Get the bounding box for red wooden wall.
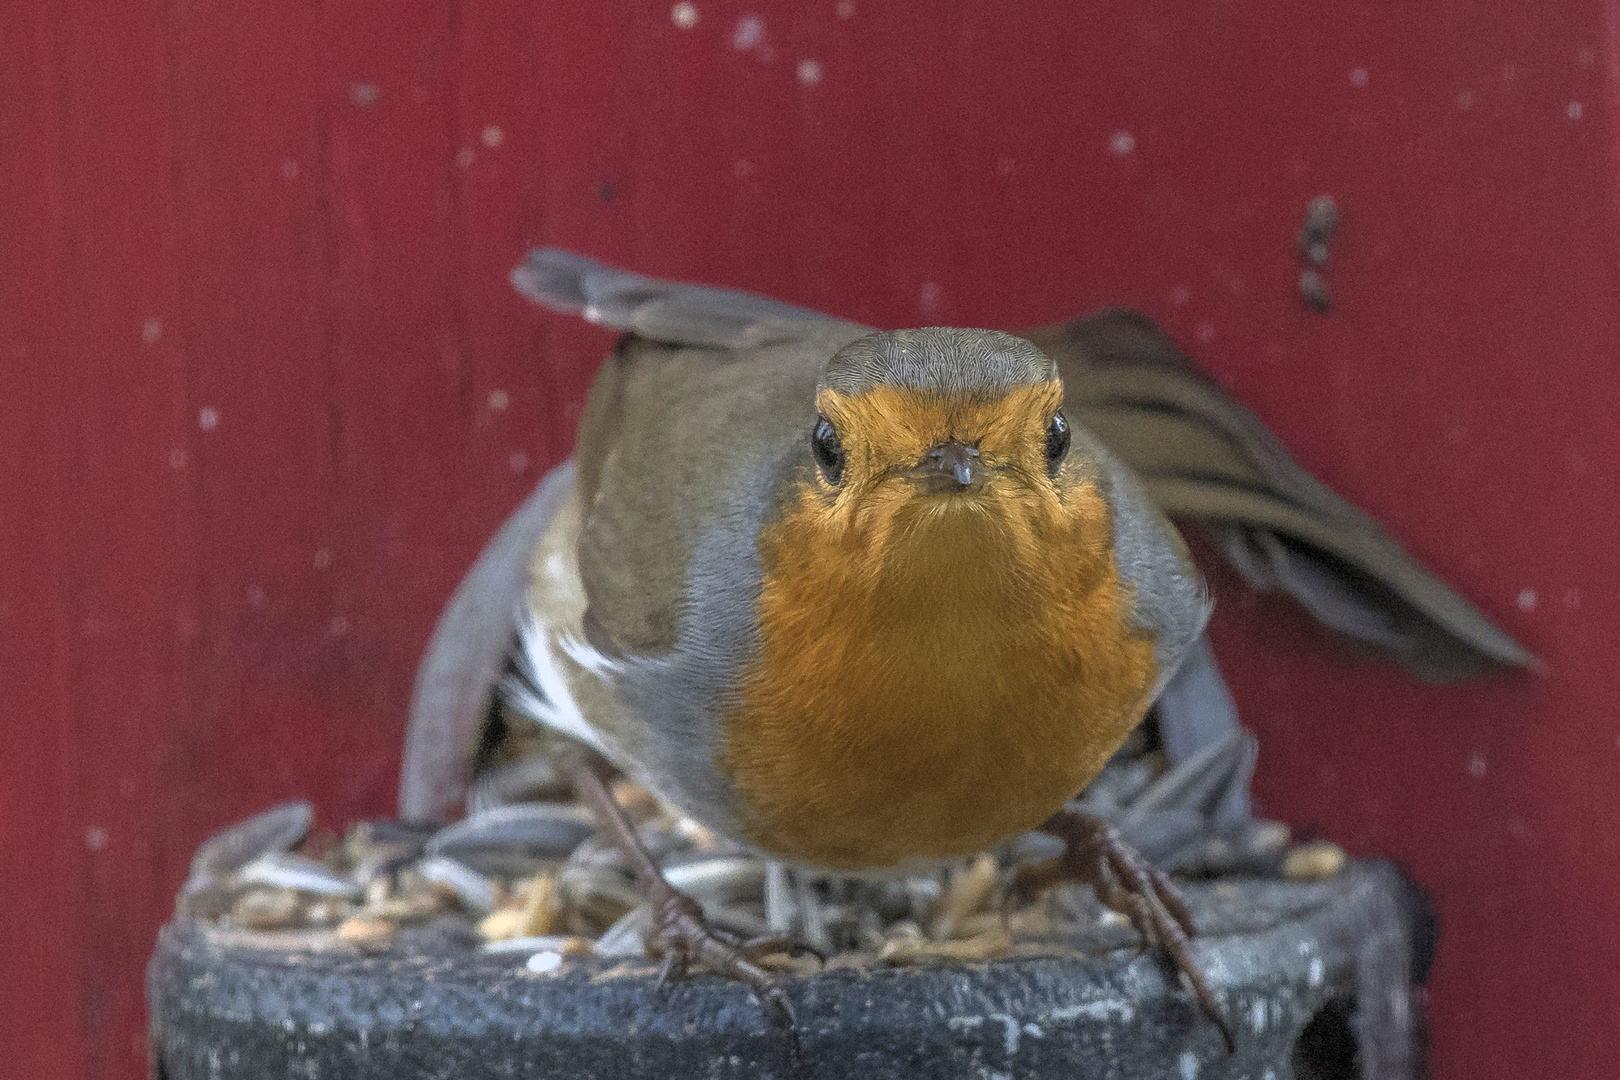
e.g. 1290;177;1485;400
3;1;1617;1076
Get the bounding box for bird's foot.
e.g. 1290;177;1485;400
571;764;819;1045
644;881;817;1025
1012;808;1234;1053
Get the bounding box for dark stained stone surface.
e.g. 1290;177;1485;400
149;861;1430;1080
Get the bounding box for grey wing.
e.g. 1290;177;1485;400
400;460;578;823
1025;310;1536;681
511;248;843;350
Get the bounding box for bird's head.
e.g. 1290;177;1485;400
796;328;1100;581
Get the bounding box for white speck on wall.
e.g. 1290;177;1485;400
488;389;510;411
142;318;163;344
350;83;381;106
510;450;530;474
1567;101;1584;120
482;125;505;148
1457;90;1474;110
331;615;349;636
313;548;332;570
85;826;109;851
246;585;266;608
526;950;564;974
1195;323;1215;343
1171;285;1190;306
281;159;300;180
198;406;219;431
1469;753;1487;778
1308;956;1325;986
837;0;855;16
797;59;822;84
918;282;942;315
456;147;475;169
1518;588;1538;611
1349;67;1369;87
732;14;764;50
671;2;698;29
1179;1049;1199;1079
1109;131;1135;155
169;448;186;470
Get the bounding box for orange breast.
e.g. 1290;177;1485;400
722;474;1160;870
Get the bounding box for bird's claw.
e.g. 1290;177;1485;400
742;934;828;966
644;883;803;1026
1012;809;1235;1053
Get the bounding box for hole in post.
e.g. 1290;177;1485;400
1292;997;1360;1080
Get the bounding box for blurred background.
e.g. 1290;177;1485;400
3;1;1617;1076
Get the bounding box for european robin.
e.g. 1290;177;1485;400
402;249;1532;1049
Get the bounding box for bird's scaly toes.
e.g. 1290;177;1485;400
644;882;812;1027
1012;809;1235;1053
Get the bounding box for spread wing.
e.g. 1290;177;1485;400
1020;311;1535;680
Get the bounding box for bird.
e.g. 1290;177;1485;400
400;249;1534;1050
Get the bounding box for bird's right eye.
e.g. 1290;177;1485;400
811;415;845;484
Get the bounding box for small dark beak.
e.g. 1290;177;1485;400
910;440;981;494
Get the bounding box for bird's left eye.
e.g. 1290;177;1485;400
1044;411;1071;474
811;415;845;484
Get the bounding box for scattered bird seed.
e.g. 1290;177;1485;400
418;855;499;913
594;905;652;959
235;852;361;898
185;801;312;895
929;853;998;941
526;950;565;974
484;934;595;956
180;726;1320;968
663;856;766;898
427;803;596;875
231;888;304;931
338;917;398;951
880;922;1011;964
1283;841;1347;881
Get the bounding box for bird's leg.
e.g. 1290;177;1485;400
1012;808;1235;1053
571;766;804;1027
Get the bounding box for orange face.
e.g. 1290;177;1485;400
720;381;1161;870
811;379;1065;522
